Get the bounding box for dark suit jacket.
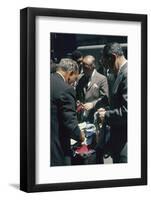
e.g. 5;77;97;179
51;73;81;166
105;63;127;154
76;70;109;122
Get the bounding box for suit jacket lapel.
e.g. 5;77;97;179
112;63;127;93
87;71;97;91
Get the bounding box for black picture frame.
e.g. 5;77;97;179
20;7;147;192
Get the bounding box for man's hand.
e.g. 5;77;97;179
97;108;106;123
80;130;85;142
76;101;85;112
83;102;94;111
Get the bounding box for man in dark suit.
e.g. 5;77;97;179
98;42;127;163
51;58;85;166
76;55;109;123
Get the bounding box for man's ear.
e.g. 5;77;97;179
67;71;73;83
69;71;74;76
111;53;116;63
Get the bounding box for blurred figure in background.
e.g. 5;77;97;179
72;50;83;74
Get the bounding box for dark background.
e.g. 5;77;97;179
50;33;127;74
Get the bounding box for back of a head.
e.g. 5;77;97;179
103;42;124;58
72;50;82;61
57;58;79;72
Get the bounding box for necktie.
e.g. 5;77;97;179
85;76;90;90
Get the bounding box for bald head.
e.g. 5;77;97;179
82;55;96;77
83;55;95;67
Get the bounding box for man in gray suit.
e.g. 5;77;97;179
76;55;109;123
98;42;127;163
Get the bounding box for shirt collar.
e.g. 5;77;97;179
56;71;65;82
118;60;127;74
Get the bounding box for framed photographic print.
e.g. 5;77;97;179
20;7;147;192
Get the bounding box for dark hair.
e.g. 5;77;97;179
103;42;124;58
72;50;82;61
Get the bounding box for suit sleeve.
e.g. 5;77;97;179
59;87;81;141
105;74;127;126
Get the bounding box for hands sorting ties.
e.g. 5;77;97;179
77;101;94;112
80;130;86;143
77;101;106;123
97;108;106;123
83;102;94;111
77;100;106;142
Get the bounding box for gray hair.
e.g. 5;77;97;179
56;58;79;72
